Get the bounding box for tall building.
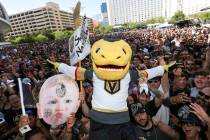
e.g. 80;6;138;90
7;2;93;38
163;0;210;19
101;2;109;26
181;0;210;15
106;0;210;25
0;2;11;41
107;0;164;25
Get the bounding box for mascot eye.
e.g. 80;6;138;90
96;48;100;53
122;48;126;54
116;56;121;59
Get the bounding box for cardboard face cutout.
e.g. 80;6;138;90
37;74;80;126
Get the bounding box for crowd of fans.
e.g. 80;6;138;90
0;26;210;140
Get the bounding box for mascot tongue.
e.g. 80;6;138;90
91;39;132;80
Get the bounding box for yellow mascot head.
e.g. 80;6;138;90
91;39;132;80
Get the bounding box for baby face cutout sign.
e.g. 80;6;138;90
37;74;80;126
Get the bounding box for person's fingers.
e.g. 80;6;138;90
182;96;192;103
190;103;202;112
190;110;205;122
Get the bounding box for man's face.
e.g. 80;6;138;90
29;132;47;140
185;61;194;71
132;57;140;68
84;86;93;95
138;94;150;105
134;112;148;127
0;121;9;133
38;76;80;126
194;75;208;89
173;67;183;77
148;80;161;91
182;123;200;139
174;77;187;90
8;94;21;109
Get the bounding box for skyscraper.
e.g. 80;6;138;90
107;0;163;25
106;0;210;25
101;2;109;25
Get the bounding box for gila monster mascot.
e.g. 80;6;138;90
48;39;172;140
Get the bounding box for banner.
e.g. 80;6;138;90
69;16;91;66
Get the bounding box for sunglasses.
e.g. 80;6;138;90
148;80;160;83
198;91;210;100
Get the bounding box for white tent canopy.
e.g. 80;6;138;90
155;23;173;29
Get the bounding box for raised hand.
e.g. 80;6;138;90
19;116;29;128
190;103;210;124
170;93;191;105
152;116;161;126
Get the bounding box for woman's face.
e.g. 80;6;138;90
173;77;187;90
182;123;200;139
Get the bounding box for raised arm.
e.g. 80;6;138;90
139;61;176;81
47;60;86;80
152;116;179;140
203;47;210;72
190;103;210;140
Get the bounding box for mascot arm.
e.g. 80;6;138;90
145;66;164;80
58;63;86;80
139;66;164;81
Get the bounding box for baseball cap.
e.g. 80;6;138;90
168;63;184;71
22;78;31;85
129;102;146;116
148;76;162;83
180;113;202;126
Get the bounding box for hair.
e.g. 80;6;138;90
194;70;209;77
25;128;45;140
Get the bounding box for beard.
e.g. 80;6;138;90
136;120;149;128
136;118;149;128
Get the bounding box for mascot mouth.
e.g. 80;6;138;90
96;64;127;71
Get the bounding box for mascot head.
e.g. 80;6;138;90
91;39;132;80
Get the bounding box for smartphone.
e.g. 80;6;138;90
19;125;31;134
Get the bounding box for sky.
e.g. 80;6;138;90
1;0;103;19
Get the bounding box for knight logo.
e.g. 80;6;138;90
104;80;120;94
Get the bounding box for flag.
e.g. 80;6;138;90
69;16;91;66
18;78;36;112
